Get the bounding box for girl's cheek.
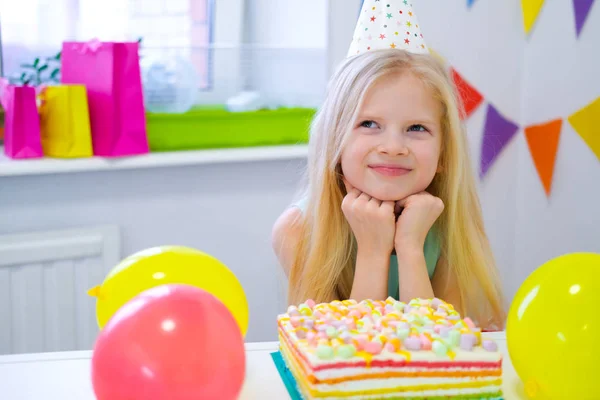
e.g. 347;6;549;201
347;149;367;168
353;136;377;154
413;141;441;163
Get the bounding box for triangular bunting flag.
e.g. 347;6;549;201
480;104;520;178
573;0;596;37
451;68;484;119
429;48;447;67
525;119;563;196
467;0;477;8
522;0;546;34
568;97;600;161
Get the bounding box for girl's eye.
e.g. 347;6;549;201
360;120;379;129
408;124;427;132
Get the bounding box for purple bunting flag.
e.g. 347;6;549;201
573;0;596;37
480;104;520;178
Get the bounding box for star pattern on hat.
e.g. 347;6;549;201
348;0;429;57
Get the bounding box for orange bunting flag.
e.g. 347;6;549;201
525;119;563;196
568;97;600;161
451;68;484;119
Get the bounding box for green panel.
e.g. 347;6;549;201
146;107;315;152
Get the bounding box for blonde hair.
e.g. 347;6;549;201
288;49;505;326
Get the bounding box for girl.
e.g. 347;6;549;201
272;10;505;330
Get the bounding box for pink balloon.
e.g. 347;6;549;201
91;284;246;400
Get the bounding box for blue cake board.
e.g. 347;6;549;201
270;351;304;400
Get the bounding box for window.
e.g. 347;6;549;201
127;0;213;89
1;0;324;108
0;0;217;90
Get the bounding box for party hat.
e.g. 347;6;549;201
348;0;429;57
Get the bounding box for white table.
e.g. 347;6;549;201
0;332;526;399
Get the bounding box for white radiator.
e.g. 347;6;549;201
0;226;120;355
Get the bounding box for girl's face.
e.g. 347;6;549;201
340;72;443;201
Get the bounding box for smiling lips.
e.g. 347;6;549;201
368;164;412;177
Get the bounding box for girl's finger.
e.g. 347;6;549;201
357;192;371;204
381;201;395;213
342;177;355;193
342;177;361;198
368;196;382;207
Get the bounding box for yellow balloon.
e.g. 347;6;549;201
507;252;600;399
88;246;249;336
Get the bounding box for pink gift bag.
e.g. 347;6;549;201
0;79;43;159
61;40;149;157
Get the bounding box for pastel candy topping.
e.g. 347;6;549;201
404;337;422;351
338;344;357;359
460;333;477;351
432;340;448;356
448;330;461;347
483;340;498;352
282;297;498;360
316;344;335;359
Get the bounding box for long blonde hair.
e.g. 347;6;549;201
288;49;505;326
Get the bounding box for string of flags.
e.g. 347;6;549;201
468;0;597;37
451;66;600;197
460;0;598;196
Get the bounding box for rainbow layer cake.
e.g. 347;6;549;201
277;297;502;399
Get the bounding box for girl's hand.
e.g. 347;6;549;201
341;179;396;256
394;192;444;251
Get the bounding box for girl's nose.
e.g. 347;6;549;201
377;131;409;156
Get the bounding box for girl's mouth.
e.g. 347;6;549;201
368;164;412;177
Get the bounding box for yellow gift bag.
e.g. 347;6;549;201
40;85;93;158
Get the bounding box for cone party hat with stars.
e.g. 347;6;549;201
348;0;429;57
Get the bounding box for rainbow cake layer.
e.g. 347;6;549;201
277;297;502;399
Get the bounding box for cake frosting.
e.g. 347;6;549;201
277;297;503;399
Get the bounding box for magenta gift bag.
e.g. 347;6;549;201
0;79;43;159
60;40;149;157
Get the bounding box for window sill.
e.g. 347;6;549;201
0;144;308;177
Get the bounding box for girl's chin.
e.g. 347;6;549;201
346;178;417;201
361;188;411;202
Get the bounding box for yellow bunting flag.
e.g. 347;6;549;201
568;97;600;161
525;119;563;196
428;48;447;67
521;0;546;34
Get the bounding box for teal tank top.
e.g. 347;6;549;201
291;197;441;299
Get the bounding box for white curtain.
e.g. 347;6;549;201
0;0;217;83
0;0;131;78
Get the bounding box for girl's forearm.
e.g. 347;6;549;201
349;248;389;301
397;247;434;302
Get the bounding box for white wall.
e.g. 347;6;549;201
420;1;600;301
0;159;306;343
514;1;600;296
